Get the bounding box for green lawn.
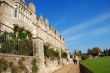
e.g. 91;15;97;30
81;56;110;73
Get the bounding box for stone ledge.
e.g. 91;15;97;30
0;53;36;58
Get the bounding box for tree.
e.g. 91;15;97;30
78;50;82;56
103;48;110;56
108;49;110;56
91;47;102;56
81;53;88;60
87;48;92;55
74;50;79;56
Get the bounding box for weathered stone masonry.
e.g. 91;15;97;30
0;0;70;73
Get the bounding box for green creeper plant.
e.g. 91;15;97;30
32;59;38;73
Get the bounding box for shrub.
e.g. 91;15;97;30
18;59;28;73
61;51;67;58
32;59;38;73
81;53;89;60
0;25;33;56
53;50;60;59
9;58;28;73
0;58;8;72
44;43;60;60
9;62;18;73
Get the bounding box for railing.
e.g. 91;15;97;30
0;30;33;56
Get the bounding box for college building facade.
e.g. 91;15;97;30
0;0;70;73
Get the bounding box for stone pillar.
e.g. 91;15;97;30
67;51;70;60
66;50;70;63
33;37;45;73
59;48;63;65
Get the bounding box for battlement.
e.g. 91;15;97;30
0;0;68;53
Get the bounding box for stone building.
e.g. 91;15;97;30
0;0;70;73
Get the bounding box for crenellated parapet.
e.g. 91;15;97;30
36;16;67;51
0;0;70;73
0;0;69;56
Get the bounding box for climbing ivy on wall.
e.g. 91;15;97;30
9;58;28;73
9;62;18;73
0;58;8;72
61;50;67;58
44;43;60;60
32;58;38;73
0;25;33;56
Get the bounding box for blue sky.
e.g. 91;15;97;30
26;0;110;53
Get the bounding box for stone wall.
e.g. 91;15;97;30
0;53;63;73
0;0;70;73
44;60;61;73
0;0;14;33
0;53;35;73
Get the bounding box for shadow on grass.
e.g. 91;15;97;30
80;64;93;73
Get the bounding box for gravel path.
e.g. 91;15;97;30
53;63;80;73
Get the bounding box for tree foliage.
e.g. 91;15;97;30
61;50;67;58
87;47;102;56
103;48;110;56
0;26;33;56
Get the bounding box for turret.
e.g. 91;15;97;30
28;1;36;13
12;0;25;3
12;0;19;2
22;0;25;3
45;18;49;26
38;13;44;23
28;1;36;24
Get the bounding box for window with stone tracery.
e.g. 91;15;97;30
14;6;17;17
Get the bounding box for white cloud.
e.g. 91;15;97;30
65;32;86;42
90;25;110;37
65;25;110;44
61;13;110;36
